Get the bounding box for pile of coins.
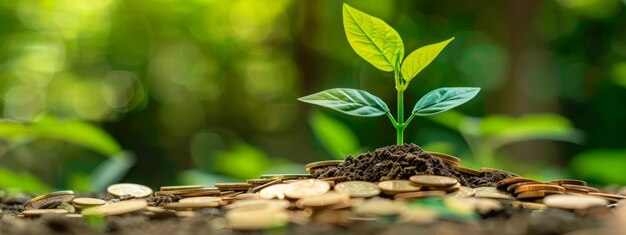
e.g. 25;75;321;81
12;159;626;232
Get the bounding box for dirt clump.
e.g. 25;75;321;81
313;143;513;188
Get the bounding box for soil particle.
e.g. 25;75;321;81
313;144;514;188
146;194;181;207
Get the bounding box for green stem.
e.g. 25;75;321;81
396;89;404;145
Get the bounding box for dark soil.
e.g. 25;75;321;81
313;144;514;187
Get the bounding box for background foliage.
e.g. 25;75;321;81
1;0;625;193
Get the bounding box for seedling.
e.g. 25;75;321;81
299;4;480;145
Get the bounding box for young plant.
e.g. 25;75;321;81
298;4;481;145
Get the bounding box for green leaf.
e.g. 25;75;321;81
343;4;404;72
401;37;454;83
298;88;390;117
570;150;626;184
0;116;122;156
309;112;360;159
0;166;52;193
412;87;480;116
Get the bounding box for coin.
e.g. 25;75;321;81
475;187;515;200
284;179;330;199
24;190;75;209
496;177;535;190
451;186;476;197
334;181;381;198
512;201;547;210
247;179;273;185
73;198;106;207
180;188;221;197
544;194;608;210
453;166;481;176
305;160;344;172
320;176;347;182
226;206;288;230
163;197;221;209
235;193;261;200
228;199;290;212
561;184;599;193
259;184;289;199
250;180;281;193
260;174;312;180
426;152;461;165
160;185;203;191
409;175;457;187
82;199;148;216
156;187;219;196
353;198;406;216
516;190;564;200
107;183;153;198
550;179;587;186
506;181;543;193
588;192;626;200
394;190;446;200
513;184;565;195
296;192;350;208
21;209;68;217
39;199;62;209
378;180;421;195
215;183;253;191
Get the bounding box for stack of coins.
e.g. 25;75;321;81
426;151;483;176
305;160;344;174
155;185;220;197
24;190;75;210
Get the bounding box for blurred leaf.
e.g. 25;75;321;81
343;3;403;72
214;143;271;179
0;166;52;193
309;112;360;159
474;113;583;148
570;150;626;184
89;151;136;192
401;37;454;83
412;87;480;116
299;88;390;117
407;197;476;222
421;141;456;154
0;116;122;156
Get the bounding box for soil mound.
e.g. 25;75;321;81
313;143;514;188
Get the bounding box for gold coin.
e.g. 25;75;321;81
227;199;290;212
215;183;253;191
250;179;282;193
107;183;153;198
353;198;405;216
157;187;220;196
506;181;543;193
513;184;565;195
474;187;515;200
426;152;461;164
260;174;312;180
66;214;84;218
378;180;421;195
82;199;148;216
434;182;461;192
544;194;608;210
588;192;626;200
495;177;535;190
460;198;503;213
284;179;330;199
226;206;288;230
235;193;261;200
320;176;347;182
24;190;75;209
163;199;220;209
451;186;476;197
160;185;203;191
516;190;563;200
247;179;273;185
409;175;457;187
21;209;68;217
296;192;349;208
305;160;344;171
72;198;106;207
454;166;481;176
394;190;446;200
512;201;547;210
259;184;289;199
550;179;587;186
334;181;381;198
561;184;599;193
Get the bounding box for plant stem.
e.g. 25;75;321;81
396;89;404;145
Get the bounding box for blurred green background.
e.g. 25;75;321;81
1;0;626;193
